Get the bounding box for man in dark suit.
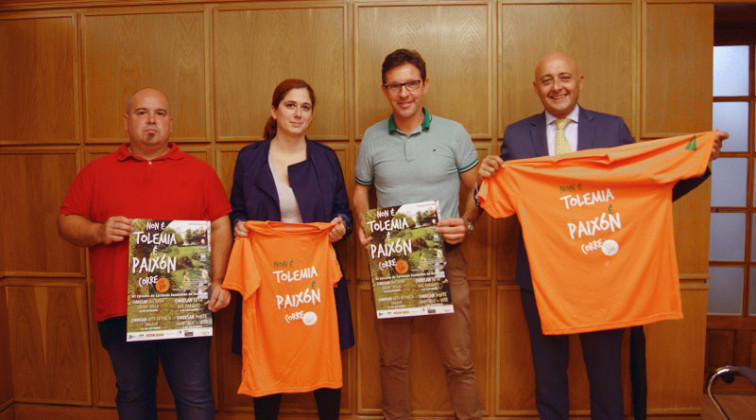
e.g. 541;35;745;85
478;52;726;419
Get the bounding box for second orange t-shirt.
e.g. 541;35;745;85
223;221;343;397
479;131;716;334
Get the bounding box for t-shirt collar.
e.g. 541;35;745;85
117;142;183;161
388;108;431;133
545;105;580;126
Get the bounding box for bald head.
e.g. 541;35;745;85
532;52;584;119
535;52;580;81
126;88;170;114
123;87;173;160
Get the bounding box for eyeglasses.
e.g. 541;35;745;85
384;79;423;93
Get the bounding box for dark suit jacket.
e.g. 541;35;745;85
500;107;709;291
229;137;354;352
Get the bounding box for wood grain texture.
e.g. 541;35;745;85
461;142;493;282
0;285;12;410
0;150;83;275
0;15;77;144
493;217;520;283
644;3;714;137
6;283;90;404
499;3;635;137
355;3;492;138
495;286;534;414
83;9;207;142
646;285;708;413
0;0;720;417
673;177;712;276
213;5;348;141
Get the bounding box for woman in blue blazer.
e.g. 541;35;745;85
229;79;353;419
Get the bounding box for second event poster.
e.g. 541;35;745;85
362;201;454;318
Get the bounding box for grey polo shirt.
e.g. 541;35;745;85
355;109;478;219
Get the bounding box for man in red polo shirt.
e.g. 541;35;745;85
58;88;232;420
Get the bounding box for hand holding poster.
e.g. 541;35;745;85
362;201;453;318
127;219;213;341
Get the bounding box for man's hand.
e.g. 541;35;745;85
234;220;249;238
207;282;231;312
437;217;467;245
329;216;347;242
356;223;373;247
478;155;506;179
711;130;729;161
97;216;133;245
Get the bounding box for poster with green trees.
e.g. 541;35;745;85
361;201;454;318
127;219;213;341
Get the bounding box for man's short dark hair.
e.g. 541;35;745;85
381;49;427;84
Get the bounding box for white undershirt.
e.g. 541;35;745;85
268;154;303;223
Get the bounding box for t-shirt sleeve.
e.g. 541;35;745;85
453;124;478;173
478;167;518;219
60;162;95;218
641;131;716;184
354;133;374;186
222;237;260;300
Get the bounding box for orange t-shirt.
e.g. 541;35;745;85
223;221;343;397
479;131;715;334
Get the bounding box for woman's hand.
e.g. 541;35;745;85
329;217;347;242
234;221;249;238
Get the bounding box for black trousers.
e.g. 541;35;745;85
253;388;341;420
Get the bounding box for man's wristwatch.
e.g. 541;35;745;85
463;216;474;233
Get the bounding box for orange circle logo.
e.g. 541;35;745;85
395;259;409;274
155;277;170;293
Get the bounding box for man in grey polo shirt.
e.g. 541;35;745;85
352;48;482;420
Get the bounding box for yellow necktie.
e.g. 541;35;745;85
555;118;571;155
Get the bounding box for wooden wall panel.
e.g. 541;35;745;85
6;282;90;404
83;9;207;142
0;0;720;418
674;178;712;276
217;145;243;198
496;286;533;414
646;285;709;413
214;5;348;141
462;142;494;282
643;3;714;137
0;285;12;412
355;2;492;138
494;218;519;283
0;151;82;275
0;15;77;144
499;2;635;137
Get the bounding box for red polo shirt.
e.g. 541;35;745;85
60;143;231;321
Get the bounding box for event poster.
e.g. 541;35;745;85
361;201;453;319
127;219;213;341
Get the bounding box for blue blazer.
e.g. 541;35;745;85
229;137;354;352
230;138;352;233
500;107;709;291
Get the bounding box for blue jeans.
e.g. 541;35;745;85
98;316;215;420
